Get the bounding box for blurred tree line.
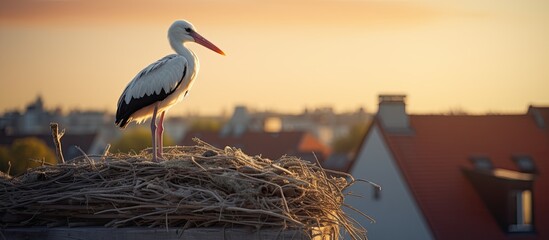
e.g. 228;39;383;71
110;128;175;153
331;122;370;154
0;138;57;176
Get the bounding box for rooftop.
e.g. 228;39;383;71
370;109;549;239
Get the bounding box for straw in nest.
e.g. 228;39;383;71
0;139;371;239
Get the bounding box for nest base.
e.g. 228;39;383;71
1;226;338;240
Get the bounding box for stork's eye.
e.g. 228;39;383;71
184;28;192;33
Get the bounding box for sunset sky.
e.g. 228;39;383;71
1;0;548;116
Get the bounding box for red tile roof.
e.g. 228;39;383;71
180;131;331;162
370;112;549;239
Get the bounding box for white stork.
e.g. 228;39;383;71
115;20;224;162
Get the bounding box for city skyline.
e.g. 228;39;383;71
1;0;548;116
0;94;373;120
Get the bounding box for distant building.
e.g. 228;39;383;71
65;110;109;134
0;96;63;134
346;95;549;240
218;105;372;146
220;106;257;137
0;96;110;136
0;96;112;158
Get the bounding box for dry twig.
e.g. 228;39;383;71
49;122;65;164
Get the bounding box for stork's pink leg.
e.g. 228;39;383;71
157;111;166;158
150;103;159;162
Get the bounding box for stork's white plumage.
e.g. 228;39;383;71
115;20;224;162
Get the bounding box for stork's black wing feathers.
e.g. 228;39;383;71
115;65;187;128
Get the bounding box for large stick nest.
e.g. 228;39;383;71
1;139;368;239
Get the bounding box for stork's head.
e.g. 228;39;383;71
169;20;225;55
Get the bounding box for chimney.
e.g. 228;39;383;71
377;94;410;131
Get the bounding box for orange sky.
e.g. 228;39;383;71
1;0;548;115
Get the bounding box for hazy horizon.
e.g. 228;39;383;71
4;92;542;117
1;0;548;116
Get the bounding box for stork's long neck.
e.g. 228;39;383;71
170;39;199;79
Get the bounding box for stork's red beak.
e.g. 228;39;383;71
191;31;225;56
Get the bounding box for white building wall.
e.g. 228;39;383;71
345;125;433;240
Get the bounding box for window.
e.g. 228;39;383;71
508;190;533;232
463;166;536;234
470;156;493;171
512;155;537;173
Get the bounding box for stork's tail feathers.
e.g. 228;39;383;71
115;116;130;129
114;108;132;128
